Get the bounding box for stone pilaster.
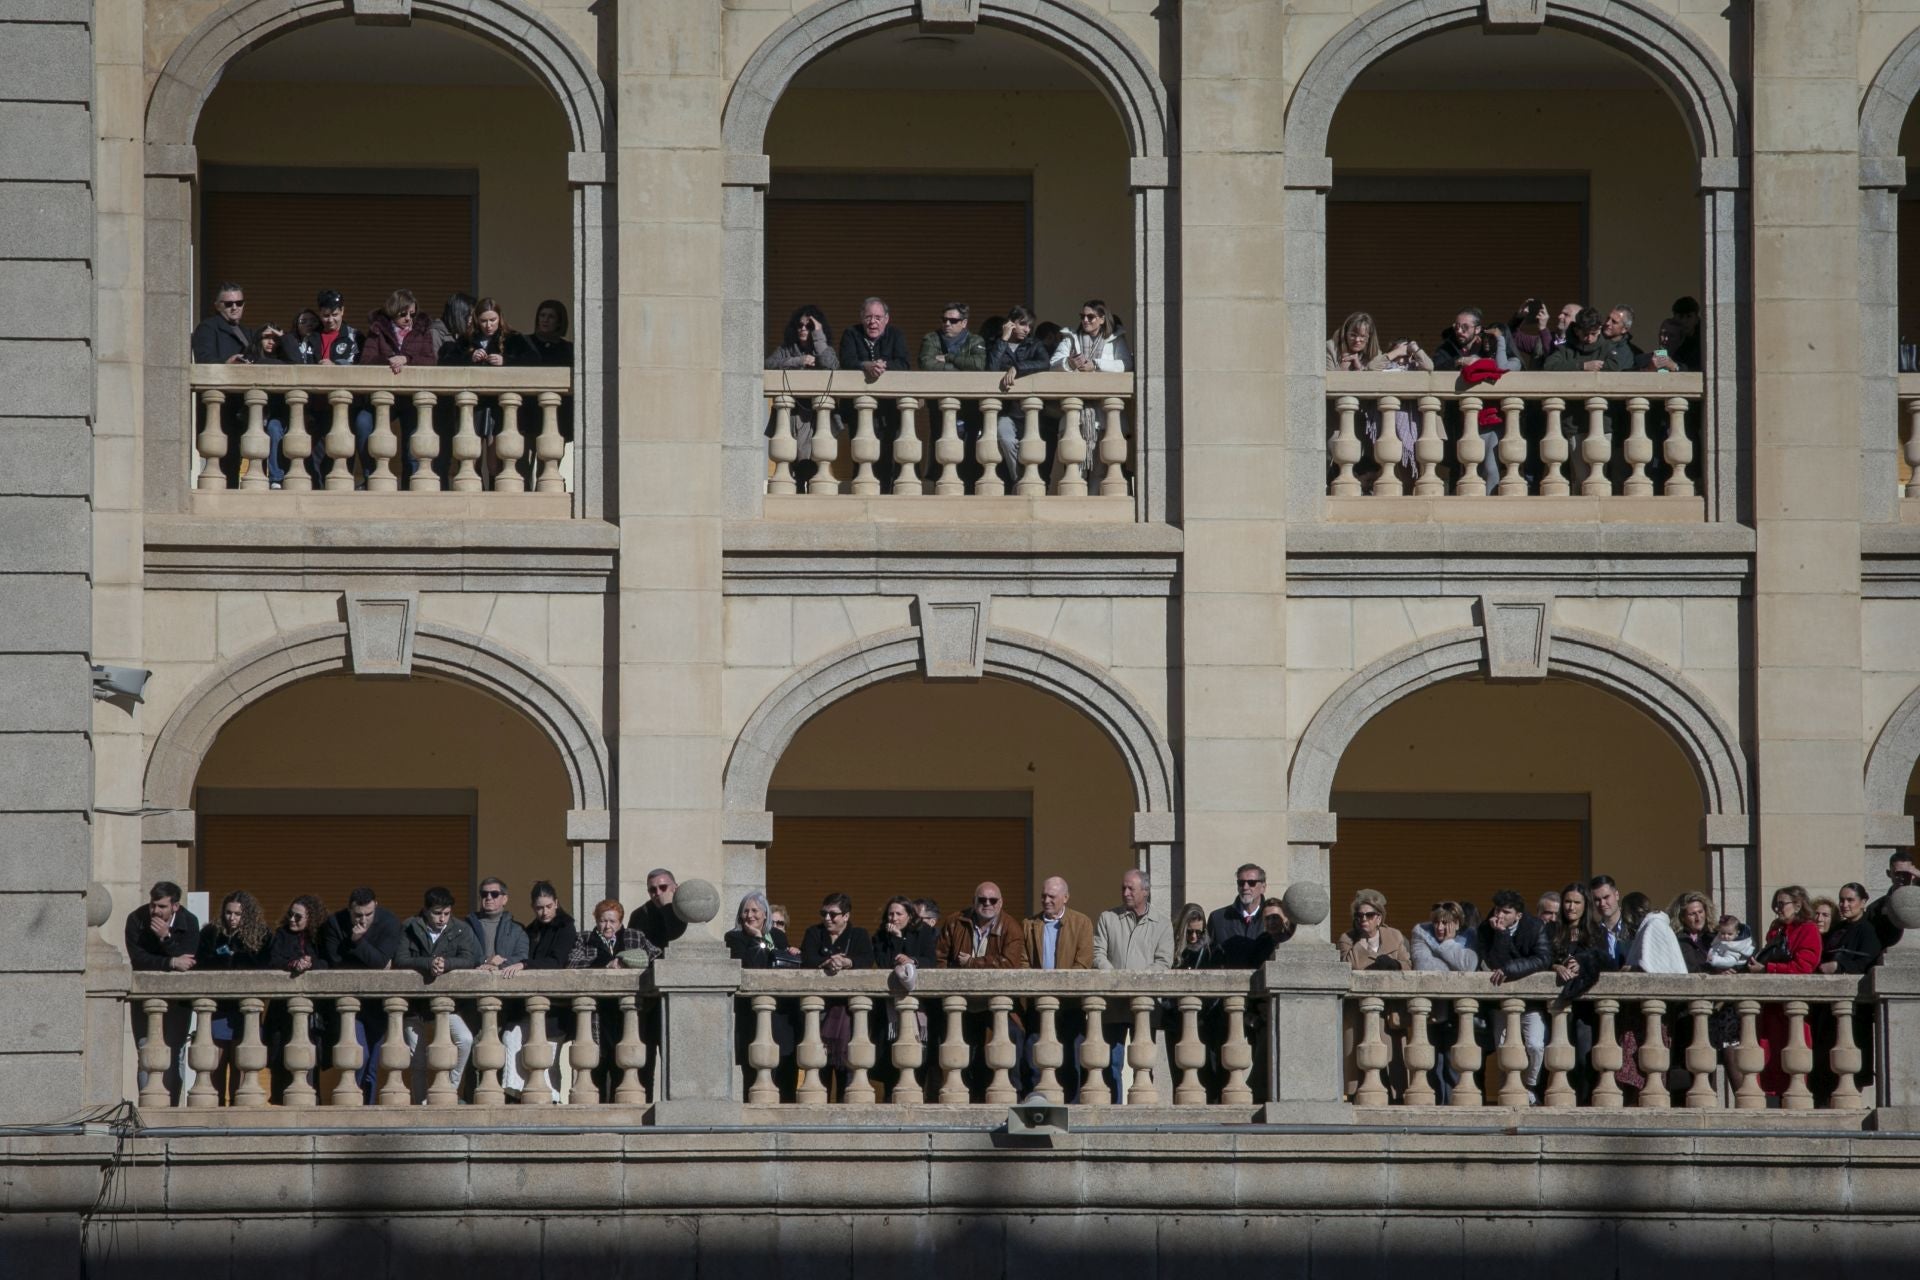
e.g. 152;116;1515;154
1750;0;1865;898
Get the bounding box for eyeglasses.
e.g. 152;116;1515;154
481;889;506;899
648;883;672;895
219;299;245;308
976;896;1000;905
942;315;964;324
820;909;845;919
1237;878;1264;887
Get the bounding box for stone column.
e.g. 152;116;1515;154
644;881;745;1123
1175;0;1291;911
1750;0;1865;897
1258;883;1352;1123
83;885;130;1108
615;0;729;912
1867;887;1920;1128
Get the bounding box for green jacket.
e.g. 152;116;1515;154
1542;337;1632;373
396;915;481;975
918;329;988;372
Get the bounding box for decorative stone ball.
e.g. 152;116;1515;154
85;882;113;929
1281;880;1330;928
673;878;721;925
1888;884;1920;932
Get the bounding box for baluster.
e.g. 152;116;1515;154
1449;998;1483;1106
323;390;355;491
377;997;411;1105
807;395;840;494
891;994;925;1104
975;396;1005;496
1781;999;1815;1111
1828;1000;1863;1109
282;996;317;1107
845;995;878;1103
1370;395;1404;496
767;392;797;495
495;392;527;494
1172;995;1206;1106
1016;396;1047;496
1329;395;1362;496
470;996;506;1106
1353;995;1390;1105
985;995;1018;1104
448;390;482;492
1622;396;1653;496
891;397;922;496
1496;396;1527;495
1590;998;1623;1107
520;995;554;1104
364;391;400;492
1580;396;1612;496
614;996;649;1105
187;998;221;1107
1031;996;1065;1103
1635;998;1670;1107
1543;1004;1576;1107
1413;396;1445;496
1401;997;1436;1106
1906;395;1920;498
197;390;230;491
231;997;268;1106
1539;397;1570;496
329;996;364;1106
1454;396;1487;496
746;994;780;1104
238;389;271;491
1056;398;1088;497
1219;996;1253;1106
933;398;964;494
408;391;442;492
849;395;880;496
796;995;828;1104
425;995;460;1106
1733;999;1766;1110
281;389;312;492
139;999;175;1109
1495;998;1531;1106
1685;998;1721;1108
938;996;971;1103
534;391;566;493
1127;996;1160;1105
1076;997;1111;1105
1097;397;1128;496
569;995;602;1105
1662;396;1695;497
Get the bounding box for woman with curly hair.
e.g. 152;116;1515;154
194;890;272;1102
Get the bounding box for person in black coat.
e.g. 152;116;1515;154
125;880;201;1104
800;893;873;1095
630;868;691;952
1478;889;1554;1097
872;895;937;969
727;891;798;1096
317;887;404;1100
194;890;274;1103
524;881;578;970
984;305;1060;489
1866;851;1917;952
836;298;914;489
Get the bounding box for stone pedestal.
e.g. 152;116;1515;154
647;881;745;1124
1866;888;1920;1130
1256;943;1355;1125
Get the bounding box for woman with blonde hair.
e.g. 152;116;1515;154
1326;311;1431;490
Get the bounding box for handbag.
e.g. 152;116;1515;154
1751;936;1791;968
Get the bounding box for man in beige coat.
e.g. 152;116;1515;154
1092;868;1174;1101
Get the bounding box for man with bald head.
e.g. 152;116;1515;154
935;880;1028;969
1024;876;1093;973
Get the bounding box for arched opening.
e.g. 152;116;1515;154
1327;677;1705;938
760;676;1136;928
191;673;574;922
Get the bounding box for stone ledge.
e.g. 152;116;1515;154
724;519;1182;556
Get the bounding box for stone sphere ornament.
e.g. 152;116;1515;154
1282;880;1331;927
673;878;721;925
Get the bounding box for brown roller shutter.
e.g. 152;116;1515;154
1326;201;1583;354
1331;817;1583;938
765;199;1029;352
767;815;1030;929
201;192;475;332
198;814;474;921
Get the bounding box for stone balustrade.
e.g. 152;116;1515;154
188;365;572;496
762;370;1134;498
1324;372;1705;507
1345;971;1870;1111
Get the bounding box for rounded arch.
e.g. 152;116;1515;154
146;0;606;153
722;0;1169;159
1289;626;1749;823
144;621;611;814
1284;0;1739;163
1862;28;1920;161
1866;683;1920;819
724;626;1176;820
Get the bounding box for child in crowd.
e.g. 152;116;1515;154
1707;914;1755;971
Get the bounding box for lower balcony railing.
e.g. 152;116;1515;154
1900;374;1920;503
762;370;1134;500
1325;372;1704;511
189;365;573;498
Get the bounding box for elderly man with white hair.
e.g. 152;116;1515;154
1092;868;1174;1102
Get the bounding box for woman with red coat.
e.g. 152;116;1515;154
352;288;438;487
1747;884;1822;1097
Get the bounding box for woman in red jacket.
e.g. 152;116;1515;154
1747;884;1822;1097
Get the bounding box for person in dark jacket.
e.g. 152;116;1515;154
1671;891;1716;974
630;868;690;952
1478;889;1553;1098
523;298;574;368
264;894;327;1100
194;890;273;1103
125;880;201;1104
188;281;261;486
727;891;798;1096
397;887;481;1102
318;886;404;1100
872;895;937;969
1866;850;1916;952
1542;307;1631;373
801;893;873;1094
984;305;1057;490
1173;902;1217;970
836;296;914;489
466;875;531;975
1207;863;1269;963
438;298;531;488
352;288;438;487
284;289;362;488
918;301;988;371
571;898;661;969
1822;882;1884;975
238;325;293;488
765;304;839;488
523;881;578;970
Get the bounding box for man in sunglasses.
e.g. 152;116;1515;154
935;881;1028;969
190;281;254;365
1207;863;1270;965
1868;849;1919;951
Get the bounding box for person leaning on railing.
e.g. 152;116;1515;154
352;289;439;488
1048;300;1133;487
1741;884;1822;1101
569;898;659;969
987;305;1056;491
727;891;798;1100
395;887;480;1104
437;298;533;489
1542;307;1631;374
801;893;874;1098
318;887;403;1102
283;289;362;487
1091;869;1173;1103
837;297;915;489
192;889;274;1104
765;305;839;489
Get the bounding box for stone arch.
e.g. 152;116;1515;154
1280;0;1745;521
1290;625;1748;821
1865;682;1920;823
725;625;1176;823
1859;33;1920;524
717;0;1173;521
144;621;611;816
1861;28;1920;164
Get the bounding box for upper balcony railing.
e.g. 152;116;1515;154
1325;371;1705;519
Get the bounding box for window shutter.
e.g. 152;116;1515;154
1331;817;1583;939
198;814;474;921
767;815;1031;929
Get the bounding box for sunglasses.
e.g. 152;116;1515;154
648;884;672;895
1357;910;1381;920
219;299;245;308
1080;312;1099;321
820;909;845;919
976;896;1000;905
942;315;964;324
481;889;506;899
1237;878;1264;887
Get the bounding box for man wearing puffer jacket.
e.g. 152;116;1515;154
1477;889;1554;1099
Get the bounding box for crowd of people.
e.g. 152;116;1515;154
765;295;1132;492
125;851;1909;1108
189;283;575;490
